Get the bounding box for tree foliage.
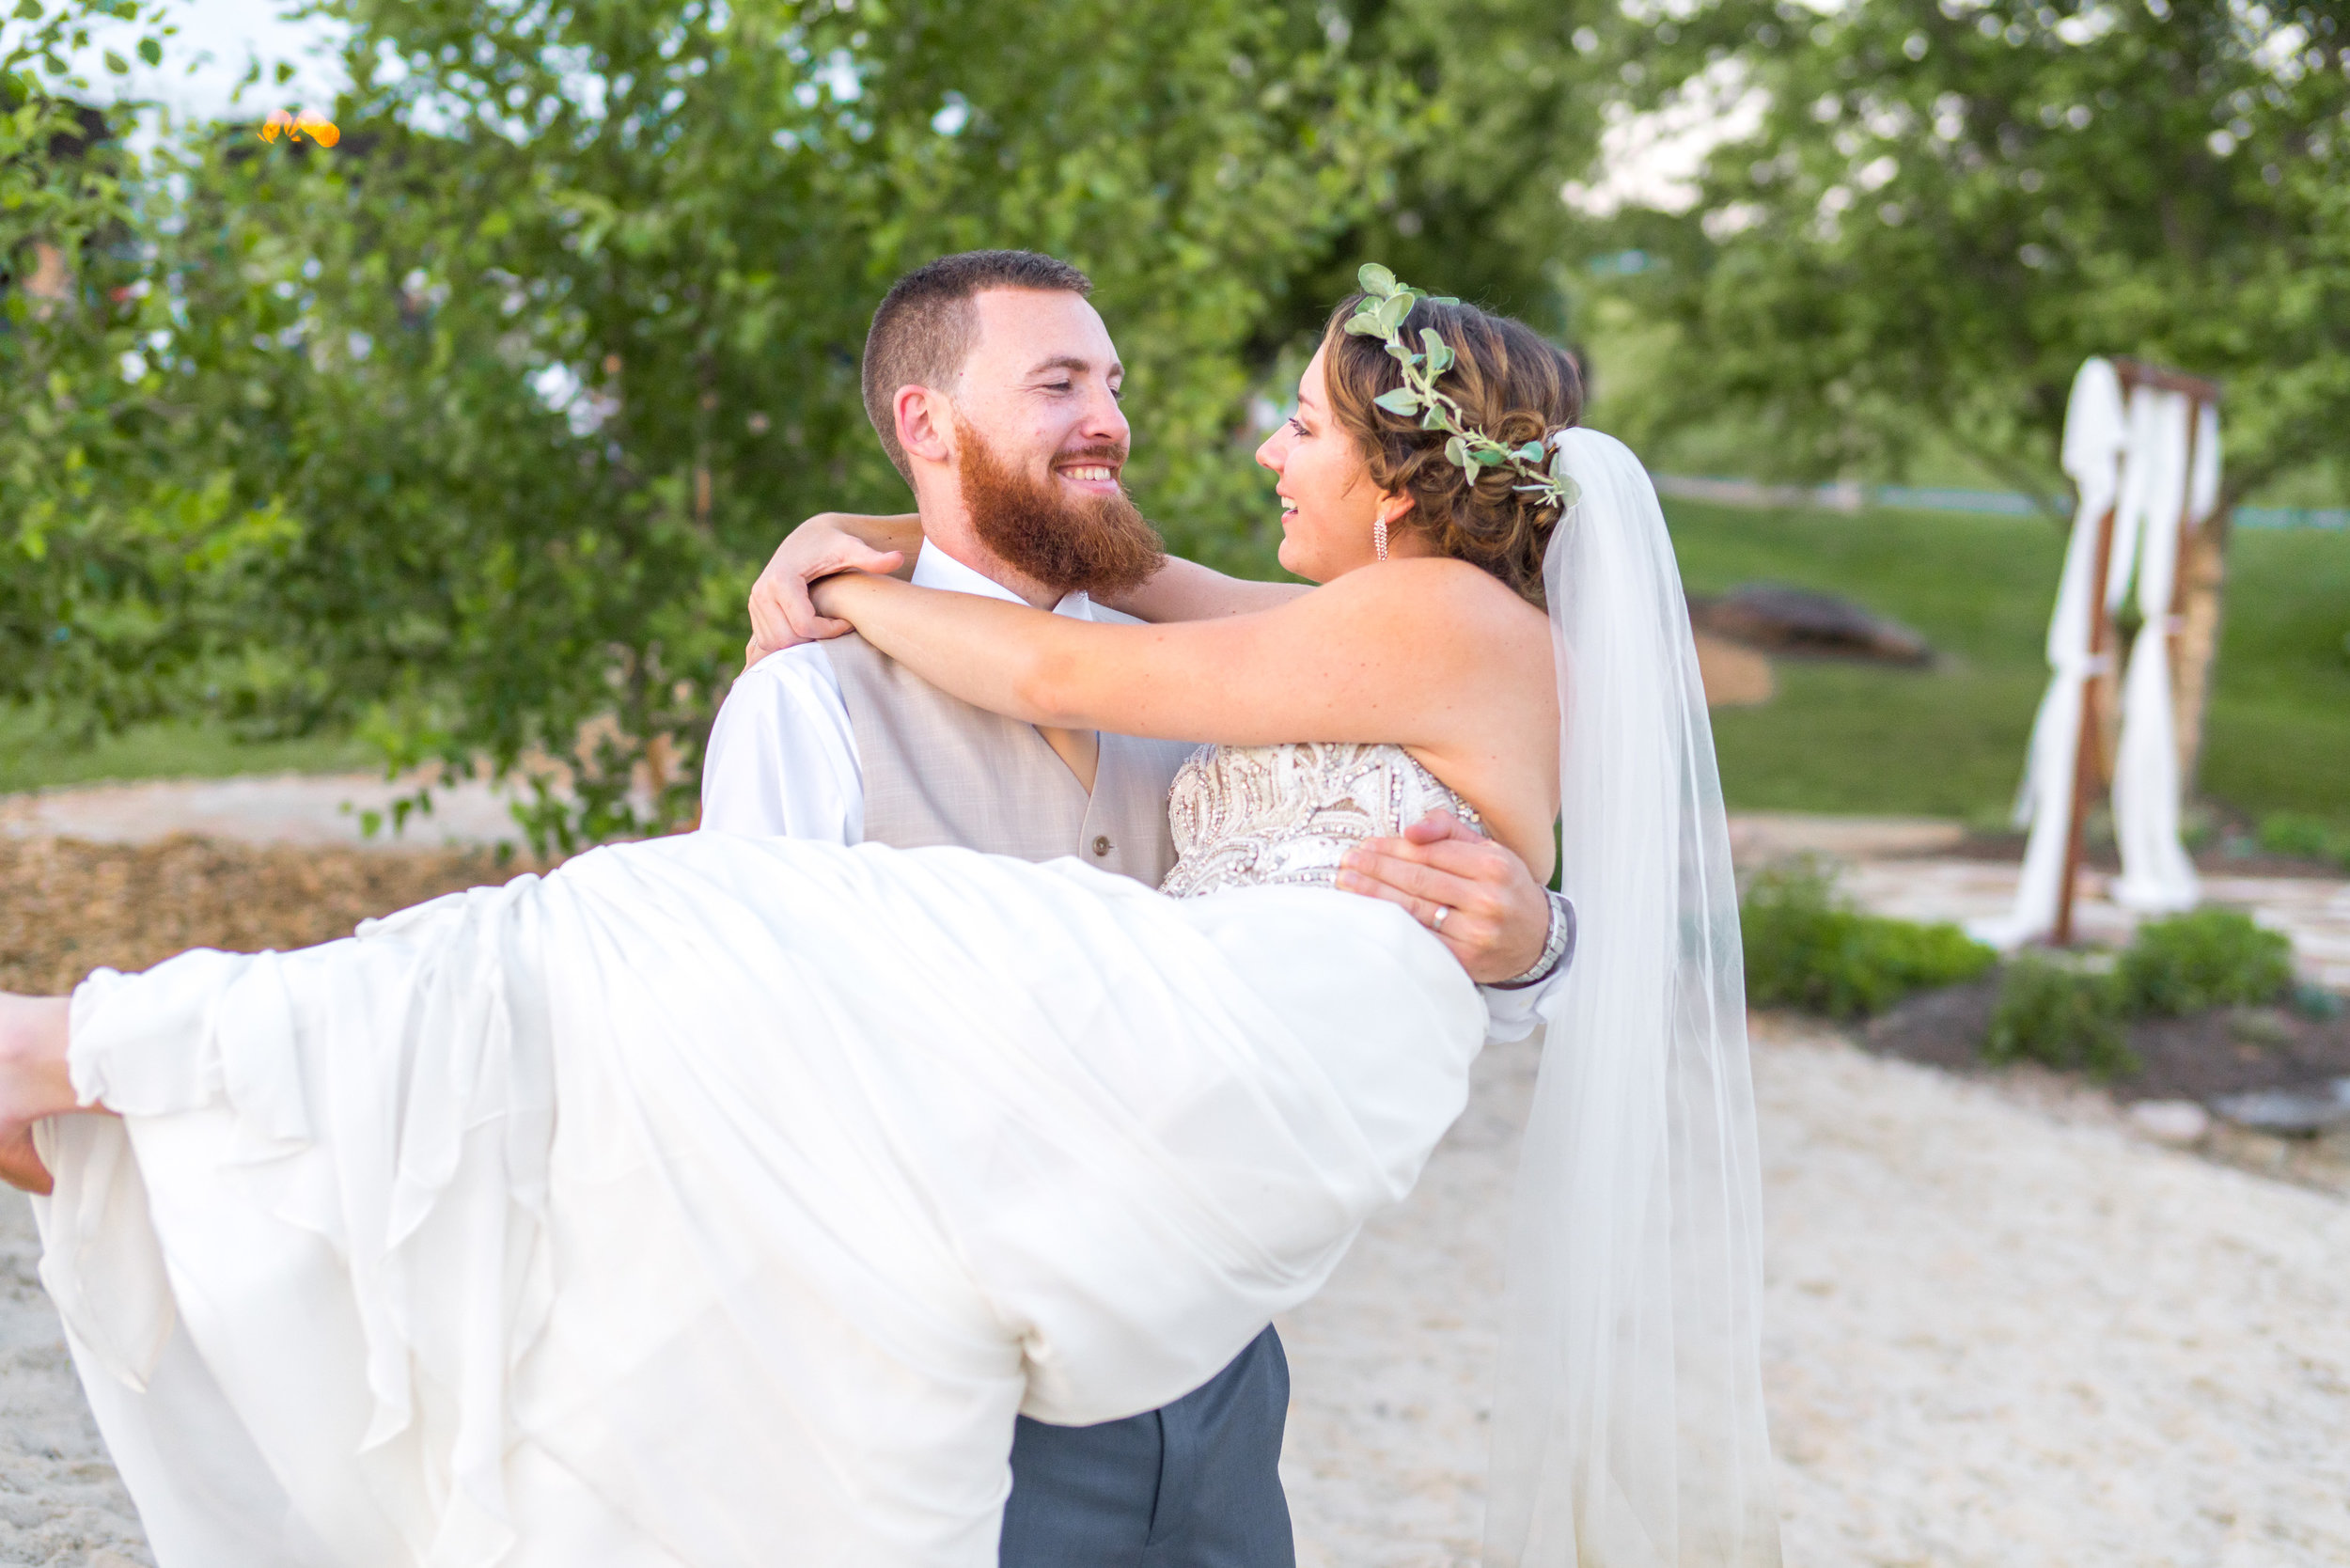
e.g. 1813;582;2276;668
1;0;242;737
1598;0;2350;499
7;0;1411;847
1266;0;1622;345
8;0;2346;847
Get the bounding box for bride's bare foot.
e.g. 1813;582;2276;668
0;996;75;1196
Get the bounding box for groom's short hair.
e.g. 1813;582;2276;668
863;250;1093;481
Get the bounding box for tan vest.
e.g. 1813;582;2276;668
822;630;1198;886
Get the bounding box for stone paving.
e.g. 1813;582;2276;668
1843;856;2350;990
1730;814;2350;991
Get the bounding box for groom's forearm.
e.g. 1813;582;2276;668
1101;557;1310;623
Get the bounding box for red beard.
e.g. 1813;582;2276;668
954;416;1167;599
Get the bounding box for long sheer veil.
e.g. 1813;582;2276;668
1484;429;1781;1565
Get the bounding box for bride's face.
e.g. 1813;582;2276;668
1255;347;1413;583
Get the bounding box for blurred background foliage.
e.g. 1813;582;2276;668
1597;0;2350;502
4;0;2345;846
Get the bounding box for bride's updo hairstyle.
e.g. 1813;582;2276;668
1318;294;1582;606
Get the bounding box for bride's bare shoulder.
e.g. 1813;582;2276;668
1305;557;1548;649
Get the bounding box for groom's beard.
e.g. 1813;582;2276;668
954;416;1167;600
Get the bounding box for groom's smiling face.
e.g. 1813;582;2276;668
948;288;1132;507
895;285;1162;599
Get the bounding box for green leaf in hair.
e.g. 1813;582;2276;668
1339;265;1579;516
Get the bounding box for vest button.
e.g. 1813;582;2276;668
1091;835;1112;857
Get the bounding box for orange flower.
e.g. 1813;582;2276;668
257;108;339;147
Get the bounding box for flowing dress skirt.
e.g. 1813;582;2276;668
29;832;1485;1568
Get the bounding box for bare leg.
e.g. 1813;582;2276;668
0;995;78;1196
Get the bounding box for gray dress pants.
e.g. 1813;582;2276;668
997;1325;1294;1567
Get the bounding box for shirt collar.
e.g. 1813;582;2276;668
910;541;1095;621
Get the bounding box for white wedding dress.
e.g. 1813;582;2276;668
32;741;1489;1568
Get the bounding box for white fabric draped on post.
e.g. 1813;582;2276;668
1979;359;2127;945
1979;359;2212;945
2108;389;2201;912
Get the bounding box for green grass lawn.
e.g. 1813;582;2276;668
7;504;2343;829
0;707;377;794
1665;500;2350;828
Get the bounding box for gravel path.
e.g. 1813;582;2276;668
1;1020;2343;1566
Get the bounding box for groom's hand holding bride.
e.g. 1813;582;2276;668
1335;810;1552;982
748;510;1559;986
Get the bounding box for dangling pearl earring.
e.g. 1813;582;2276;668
1373;511;1390;562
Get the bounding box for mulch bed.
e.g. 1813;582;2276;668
0;836;528;995
1865;977;2350;1105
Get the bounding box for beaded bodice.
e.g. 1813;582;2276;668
1157;743;1483;900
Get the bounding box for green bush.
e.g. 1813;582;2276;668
2295;983;2346;1022
2256;814;2350;870
2117;909;2295;1017
1742;863;1998;1019
1983;954;2138;1079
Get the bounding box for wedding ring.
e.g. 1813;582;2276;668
1431;905;1450;933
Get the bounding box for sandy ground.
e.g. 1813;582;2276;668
3;1023;2342;1567
1281;1019;2350;1568
0;1197;150;1568
0;787;2343;1562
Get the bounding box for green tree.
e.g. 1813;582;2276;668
0;0;265;739
1254;0;1623;353
7;0;1413;848
1595;0;2350;501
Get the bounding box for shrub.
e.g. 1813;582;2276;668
2292;982;2345;1022
2117;909;2295;1017
1742;862;1998;1019
2256;814;2350;871
1983;953;2138;1078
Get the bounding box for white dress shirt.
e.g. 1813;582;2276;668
701;543;1097;841
697;541;1561;1039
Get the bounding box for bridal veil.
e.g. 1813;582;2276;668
1485;429;1781;1565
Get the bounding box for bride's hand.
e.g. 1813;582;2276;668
744;512;920;669
807;570;892;626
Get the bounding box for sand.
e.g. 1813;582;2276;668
0;990;2344;1563
0;1195;151;1568
1280;1019;2350;1567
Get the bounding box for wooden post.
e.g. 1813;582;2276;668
2169;439;2231;792
2054;501;2119;948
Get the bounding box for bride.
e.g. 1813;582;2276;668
0;271;1777;1567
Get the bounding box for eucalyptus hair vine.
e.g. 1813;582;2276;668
1342;263;1582;513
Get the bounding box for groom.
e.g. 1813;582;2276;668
698;249;1571;1566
